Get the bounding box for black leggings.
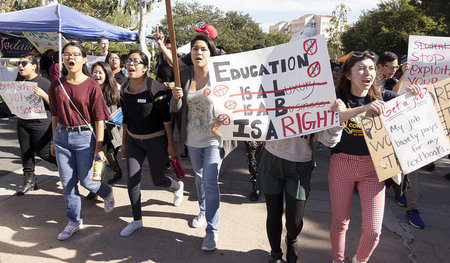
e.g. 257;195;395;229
265;191;306;254
17;119;56;173
126;135;171;221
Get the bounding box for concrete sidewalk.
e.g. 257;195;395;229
0;117;449;262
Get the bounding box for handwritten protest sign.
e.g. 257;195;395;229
0;82;47;119
208;36;338;141
23;32;68;53
359;111;402;181
400;35;450;94
380;89;450;174
427;78;450;139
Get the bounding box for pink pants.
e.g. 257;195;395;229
328;153;385;262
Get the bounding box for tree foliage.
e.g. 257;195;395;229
410;0;450;30
155;1;289;54
326;3;350;61
262;32;291;48
341;0;448;56
156;2;223;46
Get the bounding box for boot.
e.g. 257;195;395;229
286;236;298;263
16;172;36;196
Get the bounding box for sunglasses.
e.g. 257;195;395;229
351;51;376;59
17;61;29;67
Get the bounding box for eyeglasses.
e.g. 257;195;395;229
17;61;29;67
125;59;143;66
63;52;82;59
383;65;400;70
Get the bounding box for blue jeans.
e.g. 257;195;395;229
54;125;111;225
188;145;223;234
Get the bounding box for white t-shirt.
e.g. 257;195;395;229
185;84;222;148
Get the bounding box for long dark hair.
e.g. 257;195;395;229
15;54;39;81
91;61;120;106
336;52;381;103
61;42;91;77
190;34;218;56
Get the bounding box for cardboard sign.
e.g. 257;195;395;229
208;36;339;141
0;81;47;119
400;35;450;94
380;89;450;174
427;78;450;139
23;32;68;54
359;111;402;181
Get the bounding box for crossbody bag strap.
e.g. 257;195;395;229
58;78;96;139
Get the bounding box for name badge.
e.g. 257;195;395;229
137;99;147;103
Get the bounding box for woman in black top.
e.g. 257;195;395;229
15;54;56;196
119;50;184;237
328;51;421;263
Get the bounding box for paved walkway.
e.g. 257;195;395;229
0;116;449;263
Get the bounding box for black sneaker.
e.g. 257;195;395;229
423;162;435;172
269;251;283;263
249;189;260;201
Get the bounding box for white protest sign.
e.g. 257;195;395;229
23;32;68;53
0;81;47;119
380;88;450;174
208;35;339;141
400;35;450;94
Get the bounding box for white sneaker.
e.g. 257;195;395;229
104;189;115;213
192;211;206;228
120;220;143;237
173;181;184;207
57;221;83;240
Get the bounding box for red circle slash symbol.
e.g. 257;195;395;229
307;61;321;78
303;38;318;55
224;100;237;110
218;114;231;126
203;88;211;96
213;85;229;97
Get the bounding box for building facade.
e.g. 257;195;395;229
269;14;333;39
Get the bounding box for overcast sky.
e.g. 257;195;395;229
146;0;384;33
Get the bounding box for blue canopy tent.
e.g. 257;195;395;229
0;4;138;42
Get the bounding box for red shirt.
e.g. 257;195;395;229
48;76;109;126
